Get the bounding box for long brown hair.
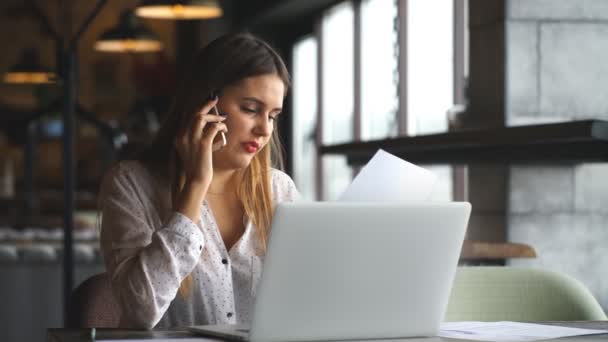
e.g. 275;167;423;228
138;33;290;297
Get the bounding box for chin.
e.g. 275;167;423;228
224;154;254;170
213;146;253;170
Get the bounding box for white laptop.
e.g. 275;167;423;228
189;201;471;342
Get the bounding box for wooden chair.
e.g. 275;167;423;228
67;273;121;328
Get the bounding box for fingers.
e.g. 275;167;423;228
175;116;226;157
188;97;218;123
200;123;228;152
191;114;227;142
174;97;227;160
184;97;219;133
199;96;220;117
212;136;226;151
202;122;228;144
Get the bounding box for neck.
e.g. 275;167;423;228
207;168;240;194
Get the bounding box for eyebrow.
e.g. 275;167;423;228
242;97;282;112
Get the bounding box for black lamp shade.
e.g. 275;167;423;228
136;0;223;20
95;11;162;53
3;48;57;84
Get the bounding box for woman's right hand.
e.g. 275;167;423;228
173;97;228;220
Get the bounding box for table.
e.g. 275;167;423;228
459;240;537;265
47;321;608;341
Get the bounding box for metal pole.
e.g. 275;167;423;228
24;122;37;219
452;0;468;202
397;0;408;136
61;45;77;329
60;0;108;325
60;0;75;326
353;0;362;177
353;0;362;143
315;18;324;200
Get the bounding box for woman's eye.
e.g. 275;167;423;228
241;107;257;113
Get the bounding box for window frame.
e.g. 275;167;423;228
295;0;468;200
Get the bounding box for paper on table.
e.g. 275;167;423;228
439;321;608;341
98;339;218;342
337;149;437;202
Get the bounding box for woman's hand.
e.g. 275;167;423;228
173;97;228;221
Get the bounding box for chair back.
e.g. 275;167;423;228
445;266;607;322
67;273;121;328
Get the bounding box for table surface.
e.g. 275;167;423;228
47;321;608;342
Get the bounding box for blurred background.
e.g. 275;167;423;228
1;0;608;341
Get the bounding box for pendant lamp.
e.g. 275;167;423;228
136;0;223;20
3;49;57;84
95;11;163;53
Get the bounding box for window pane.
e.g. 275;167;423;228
322;2;354;144
361;0;399;140
427;165;453;201
322;2;355;200
292;36;318;201
407;0;453;135
407;1;454;200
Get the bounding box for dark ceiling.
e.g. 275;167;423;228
232;0;343;35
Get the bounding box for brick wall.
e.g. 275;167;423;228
505;0;608;310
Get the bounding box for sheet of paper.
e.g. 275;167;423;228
337;149;437;202
98;339;219;342
439;321;608;341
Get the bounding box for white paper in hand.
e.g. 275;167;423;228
337;149;437;202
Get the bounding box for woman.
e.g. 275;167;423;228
99;33;300;329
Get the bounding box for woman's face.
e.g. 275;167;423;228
212;73;285;170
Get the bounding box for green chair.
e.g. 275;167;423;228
445;266;607;322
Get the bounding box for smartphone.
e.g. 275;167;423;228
210;90;227;147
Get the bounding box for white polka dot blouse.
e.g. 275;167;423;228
98;160;300;329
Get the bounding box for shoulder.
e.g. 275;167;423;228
269;168;296;191
101;160;150;187
269;168;300;203
99;160;156;201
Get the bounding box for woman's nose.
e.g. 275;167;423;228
254;115;272;136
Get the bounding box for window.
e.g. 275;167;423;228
360;0;399;140
321;2;355;200
291;0;468;201
407;0;454;136
407;0;456;201
292;36;318;201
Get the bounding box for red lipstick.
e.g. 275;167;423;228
243;141;259;153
